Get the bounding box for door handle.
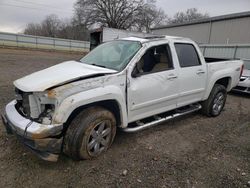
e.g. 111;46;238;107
167;74;178;80
196;69;205;75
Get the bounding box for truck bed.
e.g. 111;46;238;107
205;58;243;93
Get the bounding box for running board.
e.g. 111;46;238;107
122;104;202;133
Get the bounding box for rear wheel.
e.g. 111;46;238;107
201;84;227;117
64;107;116;160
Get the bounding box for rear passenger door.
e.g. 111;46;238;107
174;43;207;107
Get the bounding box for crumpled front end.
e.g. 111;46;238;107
1;100;64;162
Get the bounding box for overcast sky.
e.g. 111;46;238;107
0;0;250;33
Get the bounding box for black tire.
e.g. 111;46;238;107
201;84;227;117
63;106;116;160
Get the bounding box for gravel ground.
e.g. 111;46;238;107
0;48;249;188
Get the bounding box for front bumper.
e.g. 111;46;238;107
1;100;64;162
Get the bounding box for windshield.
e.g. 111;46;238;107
244;61;250;70
80;40;141;71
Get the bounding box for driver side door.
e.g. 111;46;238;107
127;44;179;123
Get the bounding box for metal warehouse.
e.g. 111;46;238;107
152;12;250;61
151;11;250;45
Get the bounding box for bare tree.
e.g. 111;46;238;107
40;14;61;37
135;0;167;33
24;23;43;36
24;0;168;39
24;14;89;41
74;0;144;29
73;0;167;31
24;14;61;37
169;8;209;24
71;15;90;40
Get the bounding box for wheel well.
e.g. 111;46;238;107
215;77;231;89
97;100;122;126
64;100;122;130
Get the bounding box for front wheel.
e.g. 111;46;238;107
201;84;227;117
64;107;116;160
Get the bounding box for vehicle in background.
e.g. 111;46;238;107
233;60;250;94
2;36;244;162
90;27;155;50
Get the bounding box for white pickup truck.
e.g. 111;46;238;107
2;36;244;162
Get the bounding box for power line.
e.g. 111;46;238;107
12;0;57;7
0;2;73;14
10;0;74;12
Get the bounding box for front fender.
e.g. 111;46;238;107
52;85;128;127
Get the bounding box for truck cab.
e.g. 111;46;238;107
2;36;243;161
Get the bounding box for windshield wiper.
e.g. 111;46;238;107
91;64;107;68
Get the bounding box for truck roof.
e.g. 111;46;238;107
120;35;192;43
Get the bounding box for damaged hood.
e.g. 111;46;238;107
14;61;117;92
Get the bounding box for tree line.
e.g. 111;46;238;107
24;0;209;41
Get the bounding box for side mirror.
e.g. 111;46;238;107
131;64;140;78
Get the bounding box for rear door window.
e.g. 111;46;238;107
175;43;201;67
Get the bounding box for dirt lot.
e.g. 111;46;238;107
0;48;249;188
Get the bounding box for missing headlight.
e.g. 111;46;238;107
39;104;55;124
